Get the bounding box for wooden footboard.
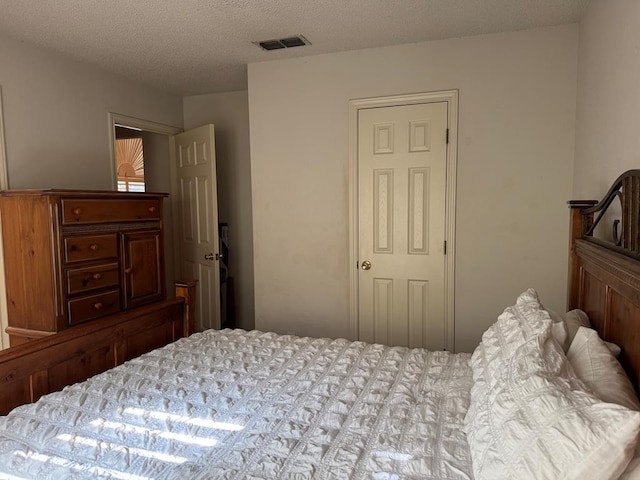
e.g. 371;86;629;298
0;281;196;415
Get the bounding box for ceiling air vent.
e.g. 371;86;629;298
256;35;310;51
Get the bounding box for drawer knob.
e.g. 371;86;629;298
93;302;103;310
124;267;133;274
89;244;99;251
92;273;102;280
73;208;82;216
148;206;156;213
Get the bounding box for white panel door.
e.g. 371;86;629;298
358;102;448;349
174;124;221;331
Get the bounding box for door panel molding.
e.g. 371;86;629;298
348;90;458;351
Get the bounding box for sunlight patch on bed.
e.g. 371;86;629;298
89;419;218;446
56;433;189;464
0;470;29;480
372;451;413;461
372;473;400;480
123;406;244;431
15;451;152;480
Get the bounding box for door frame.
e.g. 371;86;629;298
0;88;7;350
108;112;183;299
107;112;182;190
348;90;458;351
0;87;8;190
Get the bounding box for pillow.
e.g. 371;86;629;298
469;289;552;396
606;340;623;358
620;445;640;480
564;309;591;344
549;312;570;351
567;326;640;411
466;290;640;480
546;308;588;351
548;308;622;356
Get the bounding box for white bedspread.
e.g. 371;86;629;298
0;329;474;479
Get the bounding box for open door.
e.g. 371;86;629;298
172;124;221;331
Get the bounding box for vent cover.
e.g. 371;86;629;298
256;35;310;51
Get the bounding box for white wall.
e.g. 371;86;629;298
574;0;640;199
249;25;578;352
0;33;183;189
0;34;183;350
183;91;255;331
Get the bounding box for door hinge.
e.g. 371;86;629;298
446;128;449;144
444;240;447;255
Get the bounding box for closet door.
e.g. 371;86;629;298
358;102;448;350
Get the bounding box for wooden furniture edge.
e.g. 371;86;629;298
567;200;597;311
0;281;196;415
0;189;169;198
568;200;640;388
4;327;55;340
175;279;197;337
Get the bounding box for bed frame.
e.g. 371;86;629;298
1;170;640;415
568;169;640;388
0;280;196;415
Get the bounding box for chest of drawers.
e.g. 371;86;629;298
0;190;168;346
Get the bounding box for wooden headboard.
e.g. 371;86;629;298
568;170;640;388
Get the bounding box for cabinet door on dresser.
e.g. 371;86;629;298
121;230;165;309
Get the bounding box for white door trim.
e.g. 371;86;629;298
0;87;9;190
348;90;458;351
108;112;183;301
0;89;10;349
108;112;182;190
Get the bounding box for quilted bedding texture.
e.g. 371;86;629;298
0;329;474;479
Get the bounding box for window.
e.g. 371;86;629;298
115;135;145;192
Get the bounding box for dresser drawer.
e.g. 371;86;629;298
66;262;119;295
61;198;162;225
67;290;121;326
63;234;118;263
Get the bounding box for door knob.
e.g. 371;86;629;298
204;253;214;260
361;260;372;270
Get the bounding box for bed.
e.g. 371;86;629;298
0;171;640;479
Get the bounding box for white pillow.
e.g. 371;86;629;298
470;288;552;384
548;308;621;356
606;340;623;358
549;312;570;351
546;309;586;352
567;326;640;411
466;290;640;480
564;309;591;343
620;445;640;480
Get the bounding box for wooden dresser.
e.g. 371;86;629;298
0;190;168;346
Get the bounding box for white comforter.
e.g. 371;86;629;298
0;329;474;479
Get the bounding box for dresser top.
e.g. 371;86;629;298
0;189;168;198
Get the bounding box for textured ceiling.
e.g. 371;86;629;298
0;0;590;96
